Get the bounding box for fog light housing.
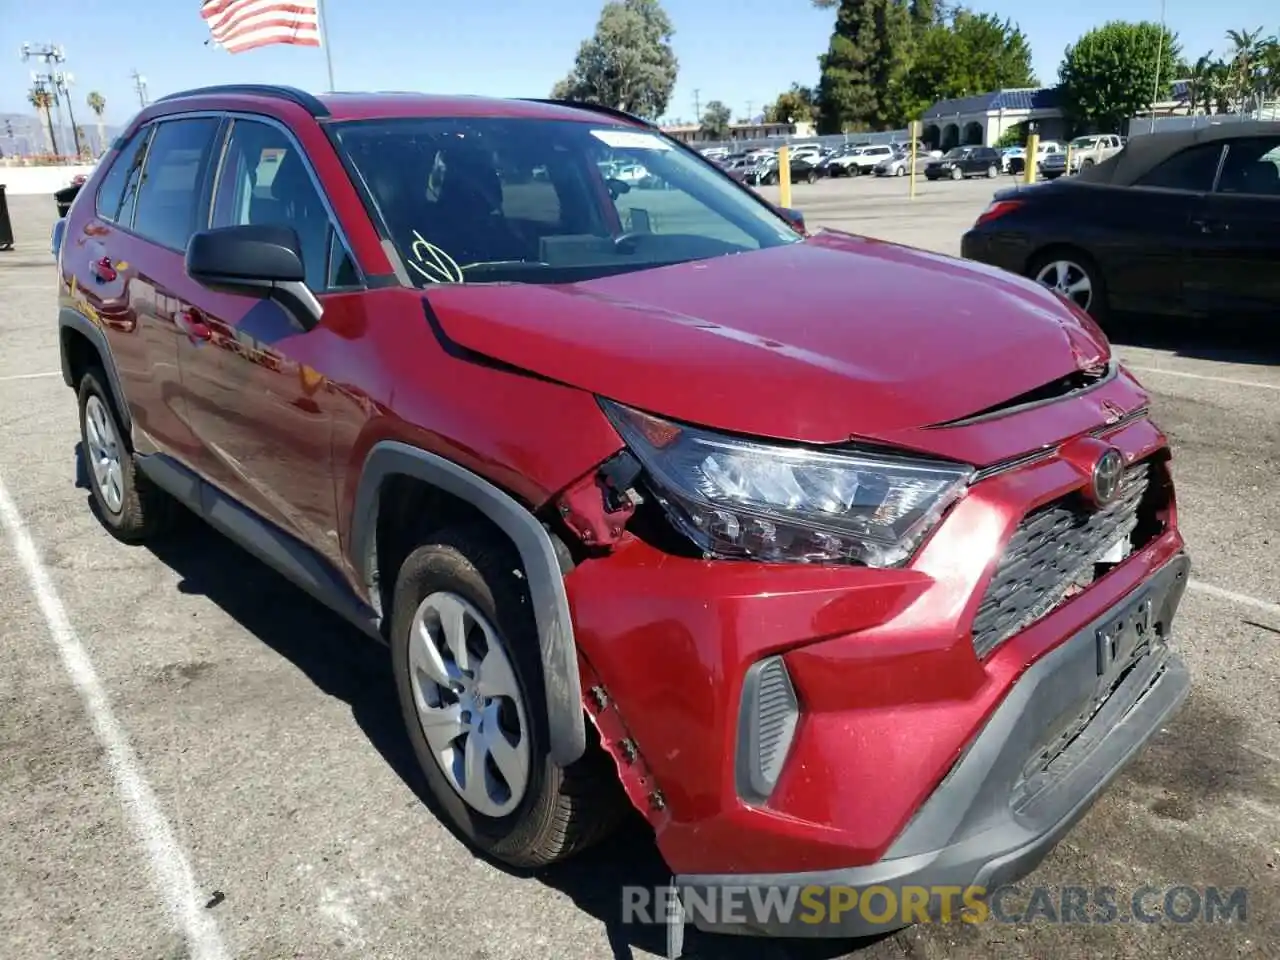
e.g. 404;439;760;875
736;655;800;803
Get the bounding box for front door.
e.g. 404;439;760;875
1182;134;1280;318
178;115;360;565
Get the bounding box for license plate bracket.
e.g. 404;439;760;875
1096;593;1156;683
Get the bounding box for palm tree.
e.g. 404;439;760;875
1187;52;1217;115
28;86;58;156
1224;27;1267;113
87;91;106;157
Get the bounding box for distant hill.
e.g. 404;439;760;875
0;111;125;159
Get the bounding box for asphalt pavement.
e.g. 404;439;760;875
1;177;1277;960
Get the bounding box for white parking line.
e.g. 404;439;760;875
0;477;229;960
1125;365;1280;392
1189;579;1280;619
0;371;60;383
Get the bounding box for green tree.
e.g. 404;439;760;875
551;0;679;120
764;84;817;123
815;0;914;132
700;100;732;139
1058;21;1181;133
995;121;1026;147
898;9;1035;121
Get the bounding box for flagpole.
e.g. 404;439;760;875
316;0;336;91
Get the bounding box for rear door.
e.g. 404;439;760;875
1182;134;1280;317
1091;139;1225;315
67;116;222;465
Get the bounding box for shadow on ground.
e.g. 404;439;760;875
1109;313;1280;367
75;443;885;960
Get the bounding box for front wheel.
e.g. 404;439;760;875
986;164;998;178
951;166;963;181
391;524;624;868
806;170;817;184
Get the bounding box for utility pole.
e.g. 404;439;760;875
54;71;83;158
21;42;66;157
693;89;701;121
131;69;149;108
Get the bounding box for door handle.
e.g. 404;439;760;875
89;256;117;283
178;308;212;342
1191;217;1228;234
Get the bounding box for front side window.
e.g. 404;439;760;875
331;117;801;286
211;118;342;290
1215;136;1280;196
1134;142;1224;192
131;117;221;250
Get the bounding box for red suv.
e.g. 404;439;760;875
53;85;1190;942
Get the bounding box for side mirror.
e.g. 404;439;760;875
605;177;631;199
774;205;806;235
185;223;322;329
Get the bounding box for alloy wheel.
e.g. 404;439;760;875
1034;259;1093;313
408;591;531;818
84;394;124;514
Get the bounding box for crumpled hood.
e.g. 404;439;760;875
423;230;1114;459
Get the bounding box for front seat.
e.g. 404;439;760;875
430;143;524;265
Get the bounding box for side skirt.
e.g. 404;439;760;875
136;453;382;642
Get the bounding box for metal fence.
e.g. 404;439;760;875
687;129;913;154
1127;103;1280;136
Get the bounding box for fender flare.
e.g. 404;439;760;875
351;440;587;767
58;307;134;435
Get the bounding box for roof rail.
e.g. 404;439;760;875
520;98;655;129
154;84;330;117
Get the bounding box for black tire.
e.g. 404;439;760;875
806;170;817;184
986;164;998;178
951;166;963;181
77;367;172;543
1026;247;1110;324
391;523;625;869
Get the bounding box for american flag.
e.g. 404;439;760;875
200;0;322;54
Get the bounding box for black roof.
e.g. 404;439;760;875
1075;119;1280;186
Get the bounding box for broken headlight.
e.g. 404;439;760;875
600;400;973;568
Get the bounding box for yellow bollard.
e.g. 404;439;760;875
778;144;792;209
1064;142;1073;177
1024;132;1039;184
909;120;919;200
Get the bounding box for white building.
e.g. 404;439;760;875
922;87;1068;150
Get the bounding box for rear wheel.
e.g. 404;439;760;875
77;368;173;543
1028;248;1108;322
391;523;625;868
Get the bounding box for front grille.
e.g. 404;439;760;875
971;461;1153;659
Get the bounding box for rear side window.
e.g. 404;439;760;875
95;127;151;224
132;117;221;251
1134;143;1223;192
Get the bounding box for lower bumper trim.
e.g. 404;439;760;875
673;552;1192;939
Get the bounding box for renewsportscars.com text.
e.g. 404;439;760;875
622;883;1249;927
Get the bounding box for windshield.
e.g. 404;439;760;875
331;117;802;286
943;148;967;159
1071;137;1097;148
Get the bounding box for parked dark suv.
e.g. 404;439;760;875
925;145;1003;180
53;85;1190;944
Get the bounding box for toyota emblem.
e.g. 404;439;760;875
1090;447;1125;507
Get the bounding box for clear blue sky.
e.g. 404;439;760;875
2;0;1276;127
